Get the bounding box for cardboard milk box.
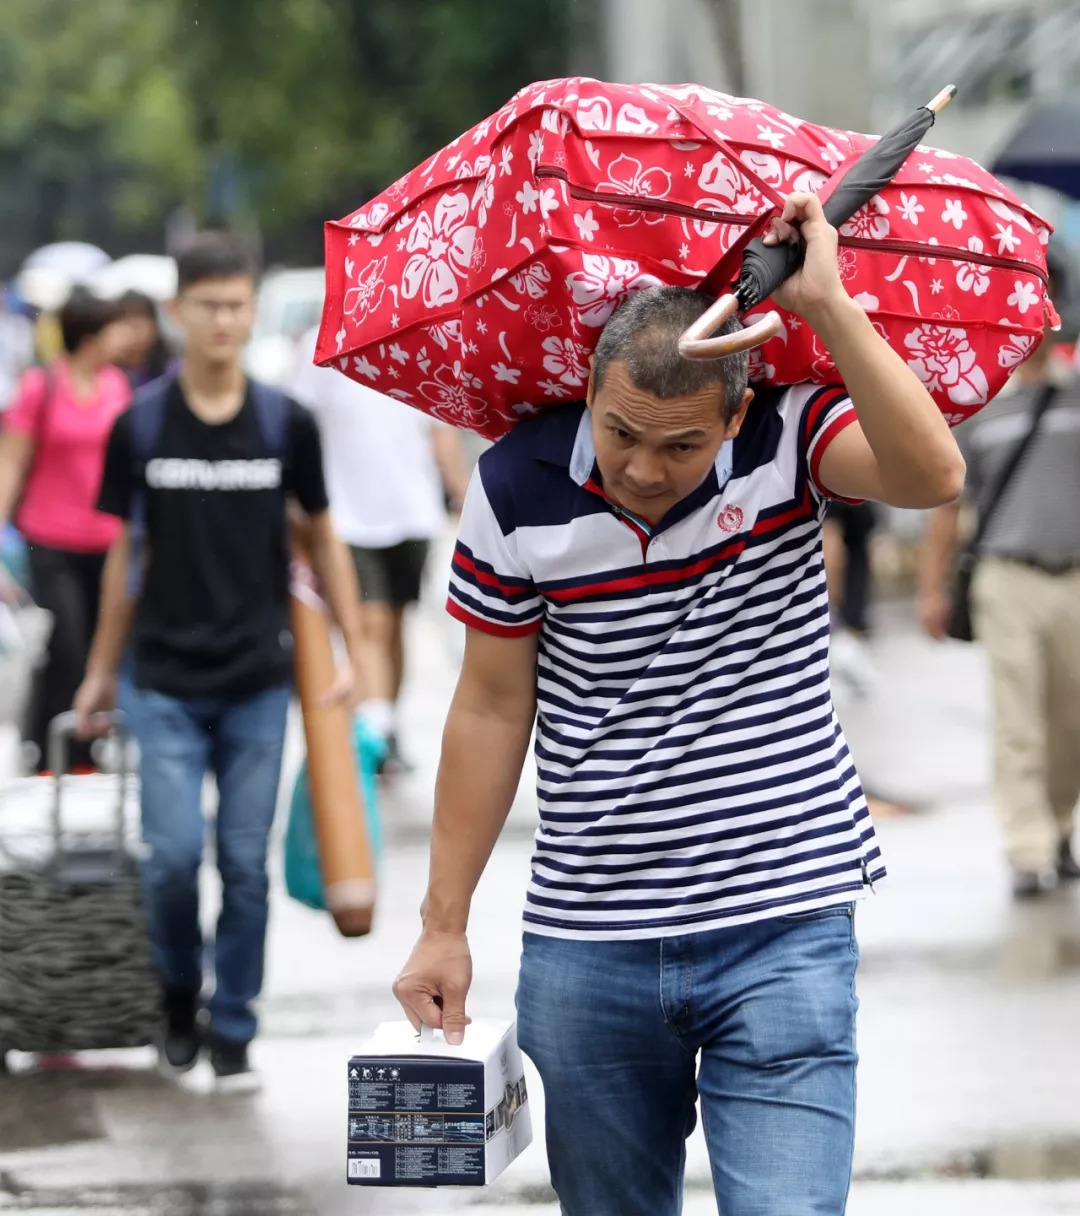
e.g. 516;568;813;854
346;1019;532;1187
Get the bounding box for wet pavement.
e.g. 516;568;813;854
2;559;1079;1214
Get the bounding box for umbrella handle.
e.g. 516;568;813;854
678;294;784;361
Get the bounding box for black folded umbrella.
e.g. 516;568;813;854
990;99;1080;200
680;86;958;360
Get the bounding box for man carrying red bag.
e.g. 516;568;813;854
395;192;964;1214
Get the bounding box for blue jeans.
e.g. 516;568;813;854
130;683;290;1045
517;906;859;1216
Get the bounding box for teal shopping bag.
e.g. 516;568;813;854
284;719;385;912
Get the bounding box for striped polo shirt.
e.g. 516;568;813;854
447;385;885;940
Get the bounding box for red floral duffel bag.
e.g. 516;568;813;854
317;77;1056;439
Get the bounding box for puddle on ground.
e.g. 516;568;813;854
945;1138;1080;1182
0;1072;110;1150
859;1137;1080;1184
0;1181;314;1215
862;898;1080;984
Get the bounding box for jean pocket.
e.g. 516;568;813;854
776;902;855;923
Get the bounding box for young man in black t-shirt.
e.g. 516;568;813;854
75;234;365;1090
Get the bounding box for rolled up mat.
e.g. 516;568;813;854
289;526;376;937
285;718;385;914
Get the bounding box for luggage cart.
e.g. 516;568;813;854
0;713;159;1069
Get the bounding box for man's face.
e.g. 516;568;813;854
171;275;255;365
587;359;752;525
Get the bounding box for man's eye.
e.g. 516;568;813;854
611;427;633;442
670;443;696;454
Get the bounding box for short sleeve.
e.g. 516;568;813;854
286;400;331;516
799;385;861;504
446;464;544;637
97;411;135;519
3;368;50;438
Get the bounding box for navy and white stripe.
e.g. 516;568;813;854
448;386;885;940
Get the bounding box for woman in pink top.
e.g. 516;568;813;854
0;289;131;769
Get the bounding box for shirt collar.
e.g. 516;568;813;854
535;401;734;492
531;401;589;470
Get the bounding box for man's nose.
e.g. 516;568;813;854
624;449;666;489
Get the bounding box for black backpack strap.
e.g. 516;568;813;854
125;374;174;598
127;373;174;466
248;380;291;456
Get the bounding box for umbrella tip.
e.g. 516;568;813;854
926;84;958;115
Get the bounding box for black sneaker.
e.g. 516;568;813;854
1058;840;1080;881
1012;869;1057;900
160;987;201;1074
209;1035;261;1095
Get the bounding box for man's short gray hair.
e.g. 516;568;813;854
593;286;749;421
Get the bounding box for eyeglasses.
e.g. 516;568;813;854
182;297;252;320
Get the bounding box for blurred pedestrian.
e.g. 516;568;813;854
0;288;131;771
291;326;470;772
918;265;1080;900
823;500;880;697
394;196;965;1214
113;290;170;389
73;233;365;1091
0;284;35;411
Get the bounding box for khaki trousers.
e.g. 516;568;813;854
972;558;1080;872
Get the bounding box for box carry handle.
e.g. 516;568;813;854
47;710;130;859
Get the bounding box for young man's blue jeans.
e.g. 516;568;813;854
517;906;859;1216
129;683;290;1045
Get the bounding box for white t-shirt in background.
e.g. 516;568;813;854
290;328;446;548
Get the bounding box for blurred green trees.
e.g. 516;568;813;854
0;0;574;242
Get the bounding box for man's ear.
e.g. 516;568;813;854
585;356;596;410
724;386;755;440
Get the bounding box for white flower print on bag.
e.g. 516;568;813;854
574;209;600;242
566;255;660;328
473;165;497;228
509;263;552;300
401;194;477;309
904;324;989;406
418;362;486;426
897;192;924;226
840;195;890;241
941;199;968;230
343;257;388;321
598;154;674;227
997;332;1037;369
955;238;990;296
541;336;589;386
1006;280;1040;314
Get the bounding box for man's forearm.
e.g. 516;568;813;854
310;527;365;661
917;503;962;598
432;428;471;510
422;701;534;933
810;296;965;503
86;535;137;676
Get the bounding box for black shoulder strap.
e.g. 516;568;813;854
128;373;175;464
125;375;175;599
248;380;290;456
969;381;1059;554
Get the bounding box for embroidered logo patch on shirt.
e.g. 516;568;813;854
717;504;744;533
